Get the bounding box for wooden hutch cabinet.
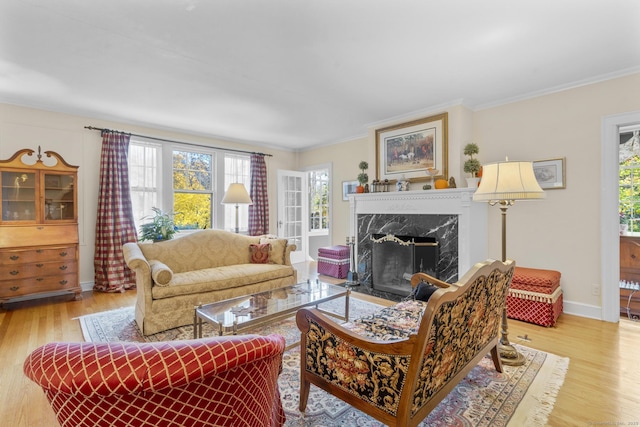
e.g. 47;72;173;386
0;147;80;304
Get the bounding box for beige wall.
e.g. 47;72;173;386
298;72;640;319
3;72;640;318
0;104;296;286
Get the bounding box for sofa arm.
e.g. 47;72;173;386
284;244;296;266
24;334;285;397
296;308;417;416
122;242;150;273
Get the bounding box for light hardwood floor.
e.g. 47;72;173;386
1;262;639;426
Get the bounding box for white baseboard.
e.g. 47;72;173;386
563;300;604;321
80;281;94;292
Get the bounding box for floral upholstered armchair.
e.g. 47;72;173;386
24;334;286;427
296;259;515;427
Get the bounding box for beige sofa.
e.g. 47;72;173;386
123;229;297;335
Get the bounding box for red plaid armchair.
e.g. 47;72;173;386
24;334;286;427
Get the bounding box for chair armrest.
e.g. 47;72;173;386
122;242;150;273
410;271;456;289
24;334;285;397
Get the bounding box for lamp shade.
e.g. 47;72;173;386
221;183;253;204
473;161;546;202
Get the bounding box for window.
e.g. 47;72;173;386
129;141;161;226
620;130;640;234
223;154;251;233
173;150;213;230
308;168;329;234
129;140;250;234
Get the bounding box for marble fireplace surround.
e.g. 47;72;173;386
349;188;488;287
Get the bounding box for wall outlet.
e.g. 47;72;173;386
592;284;601;296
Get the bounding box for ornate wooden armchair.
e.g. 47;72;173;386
24;334;286;427
296;259;515;427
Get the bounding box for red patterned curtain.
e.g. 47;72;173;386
248;154;269;235
93;131;138;292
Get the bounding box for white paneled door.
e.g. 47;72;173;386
277;170;308;264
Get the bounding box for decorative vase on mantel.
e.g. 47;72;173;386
466;177;480;188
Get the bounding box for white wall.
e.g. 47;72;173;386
0;104;296;287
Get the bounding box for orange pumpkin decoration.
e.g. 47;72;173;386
434;179;448;189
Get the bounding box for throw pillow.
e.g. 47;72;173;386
259;237;288;265
412;281;439;302
149;260;173;286
249;243;270;264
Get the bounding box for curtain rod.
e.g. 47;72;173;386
84;126;272;157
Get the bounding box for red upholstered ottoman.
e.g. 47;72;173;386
506;266;563;327
317;245;350;279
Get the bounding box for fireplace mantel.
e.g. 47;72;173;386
349;188;488;280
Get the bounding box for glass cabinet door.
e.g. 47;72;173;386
1;171;36;222
44;173;75;221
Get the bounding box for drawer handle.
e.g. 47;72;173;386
36;278;43;281
36;263;44;268
36;249;44;253
37;226;44;230
59;265;68;270
10;270;19;275
632;254;637;259
9;255;19;261
59;252;68;257
10;286;19;291
59;280;68;285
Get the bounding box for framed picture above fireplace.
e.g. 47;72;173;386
375;112;448;183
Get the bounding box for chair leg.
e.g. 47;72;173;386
490;345;503;373
299;375;311;412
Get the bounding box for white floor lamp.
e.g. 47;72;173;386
473;160;546;366
221;183;253;233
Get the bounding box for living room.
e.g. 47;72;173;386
2;1;640;426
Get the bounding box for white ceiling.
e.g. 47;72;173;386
2;1;640;151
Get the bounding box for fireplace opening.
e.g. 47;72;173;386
371;233;439;296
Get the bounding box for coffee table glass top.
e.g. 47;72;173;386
195;280;348;335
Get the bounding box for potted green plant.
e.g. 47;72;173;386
139;207;178;242
357;161;369;193
463;143;481;188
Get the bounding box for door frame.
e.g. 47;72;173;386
601;110;640;322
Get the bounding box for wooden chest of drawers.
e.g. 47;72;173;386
0;246;79;300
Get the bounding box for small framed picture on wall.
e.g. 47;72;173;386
533;157;566;189
342;180;359;201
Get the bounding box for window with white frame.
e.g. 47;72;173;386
129;141;161;227
129;140;249;234
172;149;214;230
308;168;329;234
223;154;251;233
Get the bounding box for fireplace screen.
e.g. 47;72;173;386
371;234;439;296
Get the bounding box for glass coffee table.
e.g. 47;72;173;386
193;280;350;341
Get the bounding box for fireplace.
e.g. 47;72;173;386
371;234;438;296
349;188;488;293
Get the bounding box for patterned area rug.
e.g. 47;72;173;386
78;299;568;427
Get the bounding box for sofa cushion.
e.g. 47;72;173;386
342;300;427;341
151;264;294;300
259;237;288;265
412;281;438;302
249;243;270;264
149;260;173;286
